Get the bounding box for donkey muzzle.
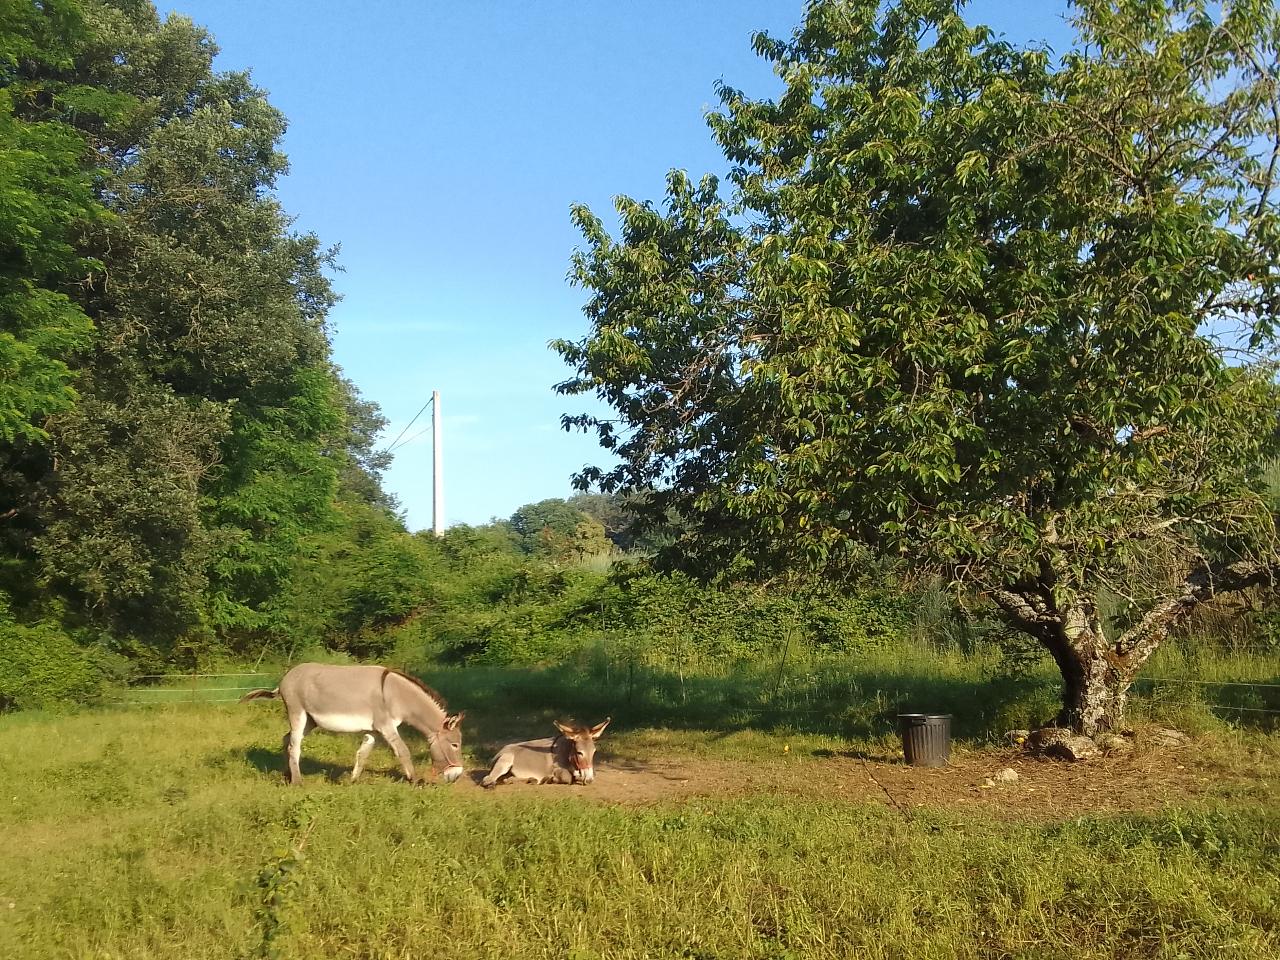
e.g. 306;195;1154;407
441;765;464;784
575;767;594;785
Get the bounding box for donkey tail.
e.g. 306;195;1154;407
239;688;279;703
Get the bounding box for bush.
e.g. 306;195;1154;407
0;618;109;710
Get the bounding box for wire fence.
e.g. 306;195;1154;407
110;673;278;706
1129;675;1280;717
107;669;1280;722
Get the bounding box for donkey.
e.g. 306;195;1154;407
240;664;465;785
481;718;610;788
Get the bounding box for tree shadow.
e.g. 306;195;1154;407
425;662;1061;745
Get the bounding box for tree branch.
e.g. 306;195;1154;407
1116;558;1280;662
989;587;1059;640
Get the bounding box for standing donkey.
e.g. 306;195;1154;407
482;718;610;787
240;664;465;785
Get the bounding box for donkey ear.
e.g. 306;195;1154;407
444;712;464;730
553;719;573;736
589;717;611;739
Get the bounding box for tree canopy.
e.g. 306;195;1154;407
0;0;111;445
556;0;1280;733
0;0;408;672
510;497;614;561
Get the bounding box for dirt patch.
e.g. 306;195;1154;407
453;744;1260;819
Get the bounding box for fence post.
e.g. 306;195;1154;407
771;622;795;703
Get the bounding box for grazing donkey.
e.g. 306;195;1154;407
240;664;465;785
482;718;610;788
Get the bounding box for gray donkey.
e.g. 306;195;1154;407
482;718;610;787
240;663;465;785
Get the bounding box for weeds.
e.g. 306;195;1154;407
5;652;1273;958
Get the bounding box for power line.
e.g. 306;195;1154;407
384;394;433;454
387;420;432;455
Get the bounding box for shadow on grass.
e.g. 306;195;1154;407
811;746;900;762
413;660;1064;746
241;746;352;783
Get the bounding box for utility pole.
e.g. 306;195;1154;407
432;390;443;536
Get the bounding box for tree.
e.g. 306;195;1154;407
0;0;107;448
556;0;1280;734
47;0;360;650
568;492;636;548
333;373;400;514
510;498;614;561
0;0;407;662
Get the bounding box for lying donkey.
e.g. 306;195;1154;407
482;718;611;788
240;663;465;785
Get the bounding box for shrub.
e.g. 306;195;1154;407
0;618;108;710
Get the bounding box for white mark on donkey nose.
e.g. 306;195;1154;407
579;768;594;784
442;766;464;784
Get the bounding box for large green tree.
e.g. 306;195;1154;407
510;498;614;561
0;0;407;665
0;0;104;448
0;0;132;616
556;0;1280;734
27;0;347;650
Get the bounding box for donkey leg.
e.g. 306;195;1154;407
481;753;514;788
378;725;416;784
350;733;377;782
285;711;311;786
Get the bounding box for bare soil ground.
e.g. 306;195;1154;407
457;741;1273;819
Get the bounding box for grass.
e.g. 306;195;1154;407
107;639;1278;755
412;640;1279;753
1130;645;1280;733
113;672;278;705
5;649;1280;959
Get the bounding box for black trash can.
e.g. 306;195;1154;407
898;713;951;767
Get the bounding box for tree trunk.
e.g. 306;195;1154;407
1035;602;1145;736
995;561;1280;737
1050;637;1135;735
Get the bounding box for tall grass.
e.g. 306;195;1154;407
1129;642;1280;734
1;703;1277;959
105;639;1280;750
419;638;1278;747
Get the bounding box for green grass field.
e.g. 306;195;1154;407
5;652;1279;959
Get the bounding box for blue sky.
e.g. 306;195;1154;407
170;1;1075;530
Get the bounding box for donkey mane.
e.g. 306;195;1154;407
384;669;449;713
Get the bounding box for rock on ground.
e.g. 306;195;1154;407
1024;728;1101;762
1146;727;1190;748
1095;733;1135;755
